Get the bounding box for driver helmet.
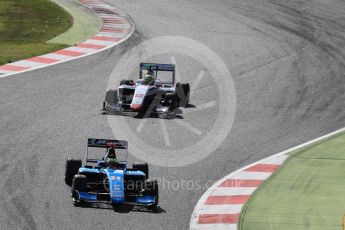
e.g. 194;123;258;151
107;148;116;159
144;74;154;85
106;158;118;169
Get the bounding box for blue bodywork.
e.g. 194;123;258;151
75;162;156;207
69;138;158;209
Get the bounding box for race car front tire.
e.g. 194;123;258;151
133;162;149;179
105;89;119;106
72;175;87;192
65;158;82;186
144;179;159;209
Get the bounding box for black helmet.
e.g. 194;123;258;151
147;69;154;75
107;148;116;158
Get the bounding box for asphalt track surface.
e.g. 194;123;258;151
0;0;345;229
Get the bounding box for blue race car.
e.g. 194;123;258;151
64;138;159;210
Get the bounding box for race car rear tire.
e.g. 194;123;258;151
176;82;190;107
65;158;82;186
144;179;159;209
120;79;134;86
120;79;127;85
72;175;87;192
133;162;149;179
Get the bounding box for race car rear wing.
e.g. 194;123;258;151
140;63;175;71
86;138;128;165
88;138;128;149
139;63;176;85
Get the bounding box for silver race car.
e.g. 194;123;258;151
102;63;190;118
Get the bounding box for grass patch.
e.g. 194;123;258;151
48;0;102;45
240;133;345;230
0;0;72;64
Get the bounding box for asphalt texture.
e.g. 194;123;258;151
1;0;345;229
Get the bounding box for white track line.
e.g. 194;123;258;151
210;187;257;196
194;224;237;230
200;205;243;214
